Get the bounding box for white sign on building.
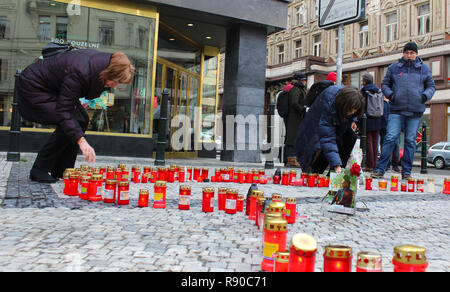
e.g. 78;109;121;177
318;0;366;29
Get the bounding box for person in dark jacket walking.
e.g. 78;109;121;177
18;49;135;183
284;73;307;167
361;73;383;172
373;42;435;180
294;86;365;174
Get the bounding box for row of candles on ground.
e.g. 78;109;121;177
254;192;429;272
366;175;436;193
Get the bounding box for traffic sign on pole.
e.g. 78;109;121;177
318;0;366;29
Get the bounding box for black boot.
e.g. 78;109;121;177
30;167;57;184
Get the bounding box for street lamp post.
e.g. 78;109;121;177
155;88;169;166
7;70;22;162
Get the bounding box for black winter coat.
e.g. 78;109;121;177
285;82;306;146
18;49;112;143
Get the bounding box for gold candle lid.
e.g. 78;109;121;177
290;170;297;174
155;181;167;187
69;173;79;179
427;178;434;182
227;189;238;194
272;193;282;201
203;187;214;193
80;165;89;170
324;245;353;259
286;197;296;204
139;189;149;196
91;174;103;181
118;181;129;187
118;164;126;169
81;176;90;183
218;187;228;193
65;168;75;173
257;197;267;205
391;175;399;179
251;190;264;197
180;185;191;191
393;245;427;265
266;201;286;214
105;179;117;185
444;178;450;182
408;178;415;182
290;233;317;252
357;251;382;270
237;195;245;200
132;165;141;171
264;217;288;232
274;251;290;263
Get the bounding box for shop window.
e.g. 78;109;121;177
417;3;430;35
0;16;9;39
0;2;157;136
98;20;114;46
39;16;51;42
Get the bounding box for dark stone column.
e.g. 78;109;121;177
220;24;267;163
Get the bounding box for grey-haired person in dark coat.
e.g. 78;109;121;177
18;49;135;183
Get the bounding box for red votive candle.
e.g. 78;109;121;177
323;245;353;272
122;167;130;181
193;168;201;181
261;216;288;272
249;190;263;220
237;195;244;212
281;172;289;186
117;181;130;205
365;176;373;191
202;168;209;180
285;198;297;224
218;188;228;211
308;174;318;188
272;193;282;202
79;175;90;200
356;252;382;272
202;187;215;213
132;166;141;184
106;167;115;180
416;179;424;193
68;173;80;197
408;178;415;192
153;181;167;209
273;251;290;272
391;175;399;192
138;189;149;208
178;169;186;183
288;233;317;272
179;185;191;210
103;179;117;204
63;170;72;195
289;170;296;185
443;178;450;194
392;245;428;272
115;168;123;182
88;174;103;202
225;189;238;215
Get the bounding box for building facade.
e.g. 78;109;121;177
266;0;450;145
0;0;288;162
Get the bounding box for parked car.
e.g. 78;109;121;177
427;142;450;169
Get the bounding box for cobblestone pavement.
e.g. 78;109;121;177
0;153;449;272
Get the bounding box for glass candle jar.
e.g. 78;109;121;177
289;170;297;186
79;175;90;200
301;173;308;187
378;180;388;191
408;178;416;193
401;181;408;192
99;167;106;181
238;170;246;184
288;233;317;272
443;178;450;194
218;188;228;211
158;167;169;182
266;201;287;220
273;173;281;185
178;185;191;210
285;198;297;224
392;245;428;272
63;170;71;195
115;168;123;182
323;245;353;272
261;216;288;272
178;169;186;183
245;170;253;184
117;181;130;205
365;176;373;191
141;173;149;184
138;189;149;208
88;174;103;202
103;179;117;204
273;251;290;272
249;190;263;221
68;173;80;197
227;167;234;183
202;187;215;213
391;175;399;192
225;189;238;215
202;168;209;180
122;167;130;181
427;178;435;193
237;195;244;212
132;166;141;184
416;179;424;193
106;167;115;180
356;251;382;272
193;168;201;181
281;172;289;186
150;168;158;183
153;181;167;209
168;167;176;183
256;197;267;229
252;170;260;184
308;174;317;188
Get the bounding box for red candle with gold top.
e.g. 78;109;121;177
117;181;130;205
88;174;103;202
301;173;308;186
225;189;238;215
266;201;287;220
218;188;228;211
391;175;399;192
106;166;115;180
308;173;318;188
281;171;289;186
68;173;80;197
63;169;74;195
193;167;201;181
271;193;282;203
153;181;167;209
443;178;450;194
132;166;141;183
178;185;191;210
138;189;149;208
365;176;373;190
236;194;244;212
273;251;290;272
261;216;288;272
249;190;263;220
288;233;317;272
202;187;215;213
323;245;353;272
356;251;382;272
79;175;90;200
103;179;117;204
289;170;297;186
392;245;428;272
285;197;297;224
408;178;416;192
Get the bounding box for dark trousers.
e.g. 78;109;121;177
310;128;357;174
32;103;89;178
366;130;380;169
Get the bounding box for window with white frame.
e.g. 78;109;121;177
417;3;430;35
386;13;398;42
313;34;321;57
295;5;305;26
278;44;285;64
294;39;302;59
359;22;369;48
0;17;9;39
38;16;51;42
